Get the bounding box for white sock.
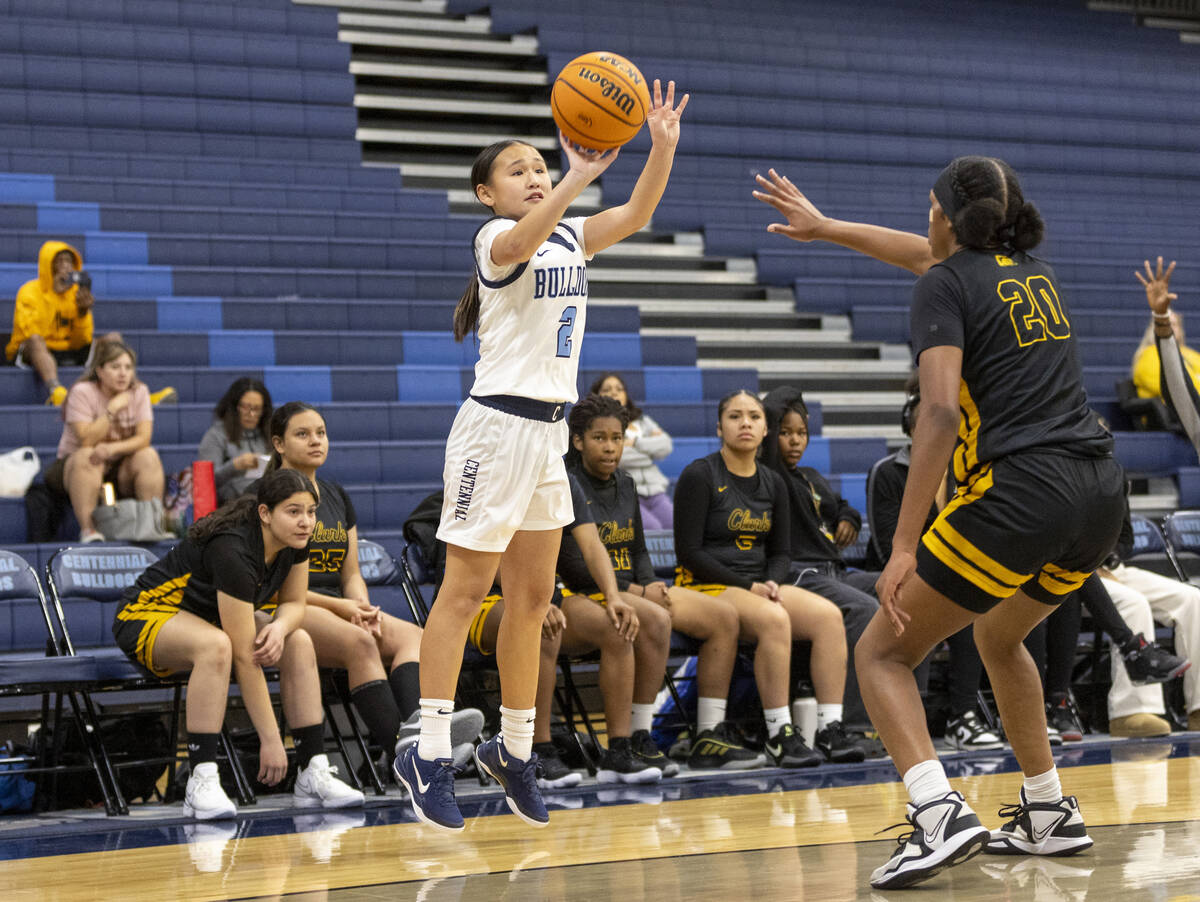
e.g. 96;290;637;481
499;705;536;762
816;703;843;731
763;706;791;736
903;759;953;808
631;703;655;734
697;697;726;734
1023;766;1063;804
416;697;454;762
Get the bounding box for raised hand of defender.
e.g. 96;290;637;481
1136;256;1178;317
753;168;830;242
646;79;688;149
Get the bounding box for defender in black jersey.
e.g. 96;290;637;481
674;391;863;766
757;157;1123;888
268;402;478;778
112;469;363;818
563;395;763;770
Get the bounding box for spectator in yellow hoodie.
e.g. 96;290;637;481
5;240;122;406
1131;308;1200;402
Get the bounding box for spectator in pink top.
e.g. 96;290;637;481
44;339;165;542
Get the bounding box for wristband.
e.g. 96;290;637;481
1153;313;1172;325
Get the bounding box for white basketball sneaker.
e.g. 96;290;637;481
293;754;366;809
984;789;1093;856
870;790;991;889
182;761;237;820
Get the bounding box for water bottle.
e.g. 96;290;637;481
791;696;818;747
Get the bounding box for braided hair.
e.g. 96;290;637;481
932;156;1044;253
565;393;629;468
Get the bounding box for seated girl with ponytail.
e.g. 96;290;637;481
267;402;483;776
112;468;364;819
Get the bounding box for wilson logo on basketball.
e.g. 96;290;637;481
595;54;644;86
575;67;637;116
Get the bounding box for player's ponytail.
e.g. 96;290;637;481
933;156;1043;253
454;139;530;343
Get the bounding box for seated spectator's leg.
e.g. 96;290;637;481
63;447;104;532
1098;577;1165;720
720;587;793;711
1112;565;1200;721
273;625;324;736
117;445;165;501
561;593;634;738
1043;596;1081;704
376;613;423;720
665;588;739;725
622;593;671;713
797;571;879;729
945;625;985;718
18;335;58;390
1077;573;1134;648
777;584;848;708
152;610;234;733
639;493;673;531
303;605;399;756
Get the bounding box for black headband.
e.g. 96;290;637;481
932;161;963;220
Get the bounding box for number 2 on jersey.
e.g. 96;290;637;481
997;276;1070;347
556;305;577;358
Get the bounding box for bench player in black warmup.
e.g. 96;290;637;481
112;468;364;819
561;394;764;770
756;157;1125;888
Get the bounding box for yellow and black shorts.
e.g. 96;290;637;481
559;588;607;604
673;567;729;597
917;452;1125;614
112;578;189;678
466;593;503;655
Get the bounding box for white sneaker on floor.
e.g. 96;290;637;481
182;761;237;820
870;790;991;889
293;754;365;809
984;789;1093;856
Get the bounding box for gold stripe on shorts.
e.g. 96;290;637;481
922;520;1029;599
1037;562;1093;596
115;574;190;676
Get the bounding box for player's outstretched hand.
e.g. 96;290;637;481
875;551;916;637
646;79;688;149
753;169;830;242
1136;256;1178;317
559;131;619;183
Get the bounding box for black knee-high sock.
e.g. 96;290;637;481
389;662;421;721
292;723;326;770
350;678;402;751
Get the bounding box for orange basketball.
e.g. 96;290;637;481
551;51;652;151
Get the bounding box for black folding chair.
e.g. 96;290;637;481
0;549;120;813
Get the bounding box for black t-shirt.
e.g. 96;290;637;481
785;465;862;565
308;478;357;595
559;464;656;593
672;452;791;588
910;249;1112;484
865;448;943;571
566;472;593;530
121;519;310;625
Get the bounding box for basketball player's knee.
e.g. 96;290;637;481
347;623;378;659
639;603;671;646
198;630;232;671
712;602;740;637
284;627;316;664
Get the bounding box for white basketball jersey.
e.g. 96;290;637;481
469;216;592;403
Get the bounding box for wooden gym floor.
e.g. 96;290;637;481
2;736;1199;901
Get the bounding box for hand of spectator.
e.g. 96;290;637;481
606;595;640;641
834;520;859;548
75;286;94;315
751;580;781;601
89;443;113;466
875;550;916;637
233;452;260;471
252;620;287;666
1136;256;1177;316
543;604;566;640
643;581;672;611
258;735;288;786
107;391;131;415
754;169;830;242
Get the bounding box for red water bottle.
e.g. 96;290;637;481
192;460;217;520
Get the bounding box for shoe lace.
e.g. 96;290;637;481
518;752;541;796
875;815;918;850
995;801;1027;829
